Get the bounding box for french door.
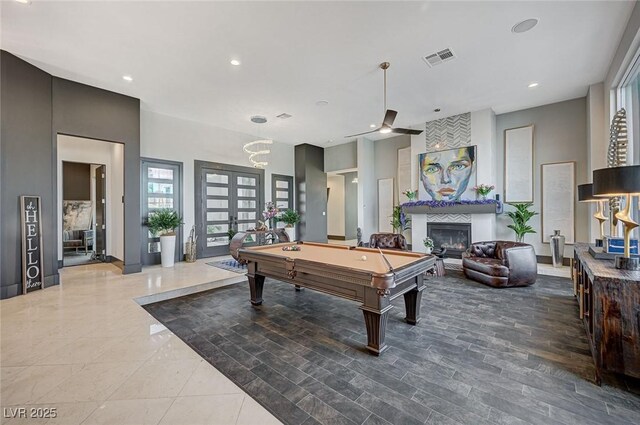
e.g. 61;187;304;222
196;161;263;257
141;159;183;265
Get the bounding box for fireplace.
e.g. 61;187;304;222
427;222;472;259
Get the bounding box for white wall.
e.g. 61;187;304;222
140;110;295;245
327;175;346;237
57;135;124;261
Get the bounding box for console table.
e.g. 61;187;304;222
572;243;640;384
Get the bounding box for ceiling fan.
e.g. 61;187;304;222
346;62;423;138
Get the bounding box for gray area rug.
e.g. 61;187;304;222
205;259;247;274
143;272;640;425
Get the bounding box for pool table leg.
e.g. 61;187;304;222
360;288;392;355
247;263;265;306
404;274;425;325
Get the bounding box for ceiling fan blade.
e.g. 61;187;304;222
391;128;424;135
345;129;379;138
383;109;398;127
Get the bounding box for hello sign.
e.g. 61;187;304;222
20;196;44;294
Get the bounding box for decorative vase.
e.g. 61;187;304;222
284;226;296;242
425;247;433;255
160;234;176;267
550;230;565;268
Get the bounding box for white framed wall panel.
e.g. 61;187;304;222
504;125;534;203
541;161;575;244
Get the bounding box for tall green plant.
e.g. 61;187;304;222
390;206;411;234
146;209;183;236
506;203;538;242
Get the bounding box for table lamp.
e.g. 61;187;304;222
593;165;640;270
577;183;608;247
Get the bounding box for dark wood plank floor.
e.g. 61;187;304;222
143;271;640;425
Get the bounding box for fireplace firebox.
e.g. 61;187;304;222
427;222;472;259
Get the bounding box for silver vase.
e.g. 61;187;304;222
550;230;565;268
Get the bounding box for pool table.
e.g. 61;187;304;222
237;241;436;355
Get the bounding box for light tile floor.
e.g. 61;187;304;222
0;260;281;425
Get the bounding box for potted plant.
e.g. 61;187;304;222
390;206;411;234
402;189;418;201
506;203;538;243
279;209;301;241
146;209;183;268
423;237;434;255
473;184;495;200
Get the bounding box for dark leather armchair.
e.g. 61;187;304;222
462;241;537;287
369;233;408;251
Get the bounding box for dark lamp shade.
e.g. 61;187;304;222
593;165;640;196
577;183;597;202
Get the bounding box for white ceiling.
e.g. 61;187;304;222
1;1;633;146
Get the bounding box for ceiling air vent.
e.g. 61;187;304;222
423;48;455;68
276;113;292;119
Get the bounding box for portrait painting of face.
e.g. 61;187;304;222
419;146;476;201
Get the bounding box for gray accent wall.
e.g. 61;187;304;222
324;141;357;172
295;144;327;242
1;51;55;299
52;77;141;273
496;97;589;257
0;50;141;299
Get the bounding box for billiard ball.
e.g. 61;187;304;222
361;255;367;261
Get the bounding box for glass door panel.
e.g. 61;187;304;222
272;174;294;229
141;159;182;265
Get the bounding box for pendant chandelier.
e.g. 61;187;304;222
243;139;273;168
244;115;272;168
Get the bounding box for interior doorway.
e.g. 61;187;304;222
61;161;102;266
326;169;358;244
57;134;124;268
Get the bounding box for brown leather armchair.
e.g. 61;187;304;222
369;233;408;251
462;241;537;287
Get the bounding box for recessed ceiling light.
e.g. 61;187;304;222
122;75;133;82
15;0;31;4
512;18;538;34
230;59;241;66
528;82;539;88
379;127;392;134
369;124;377;128
316;100;329;107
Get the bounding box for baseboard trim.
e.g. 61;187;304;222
123;263;142;274
0;272;59;300
57;260;64;269
328;235;346;240
0;282;22;299
536;255;571;266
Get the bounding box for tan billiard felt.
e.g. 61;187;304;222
245;242;426;274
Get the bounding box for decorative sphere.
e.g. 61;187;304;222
361;255;367;261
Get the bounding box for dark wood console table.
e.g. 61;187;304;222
572;243;640;384
229;229;289;264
